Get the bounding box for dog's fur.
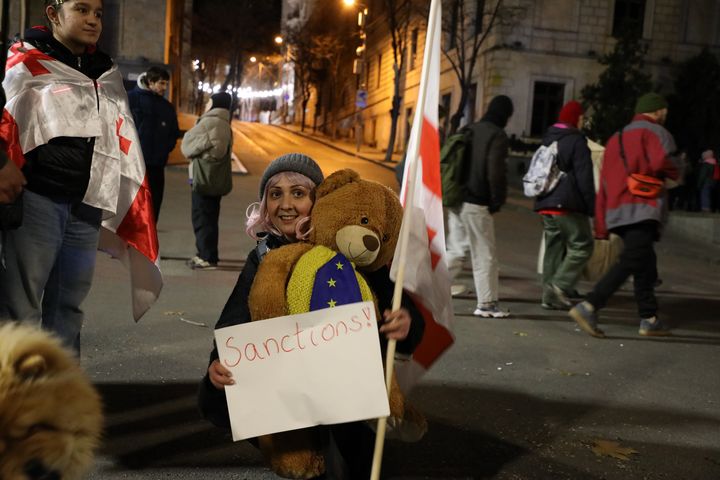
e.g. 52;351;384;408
0;322;103;480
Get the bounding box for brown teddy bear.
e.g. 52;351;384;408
0;322;103;480
248;168;426;479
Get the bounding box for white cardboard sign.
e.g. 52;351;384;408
214;301;390;441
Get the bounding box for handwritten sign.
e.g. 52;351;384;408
215;301;390;441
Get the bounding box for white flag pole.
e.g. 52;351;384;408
370;0;441;478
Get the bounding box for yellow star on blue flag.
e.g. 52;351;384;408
310;252;362;310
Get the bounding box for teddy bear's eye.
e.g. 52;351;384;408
382;234;389;242
361;217;369;225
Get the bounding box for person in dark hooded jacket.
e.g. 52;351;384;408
534;100;595;309
446;95;514;318
128;66;180;223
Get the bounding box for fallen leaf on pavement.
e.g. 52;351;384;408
591;439;638;461
513;331;528;337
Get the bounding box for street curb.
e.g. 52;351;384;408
270;124;398;172
503;189;720;265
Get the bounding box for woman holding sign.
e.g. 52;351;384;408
198;153;424;479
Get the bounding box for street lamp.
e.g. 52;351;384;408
274;35;283;45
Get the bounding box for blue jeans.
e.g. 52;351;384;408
0;190;101;353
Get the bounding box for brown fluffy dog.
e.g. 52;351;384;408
0;322;102;480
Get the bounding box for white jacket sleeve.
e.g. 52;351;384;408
181;120;212;159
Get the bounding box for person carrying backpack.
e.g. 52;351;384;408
534;100;595;310
446;95;513;318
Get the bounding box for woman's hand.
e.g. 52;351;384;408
208;359;234;390
0;160;26;204
379;308;411;341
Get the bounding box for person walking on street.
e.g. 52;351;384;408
182;92;233;269
128;66;180;223
446;95;514;318
569;93;681;338
536;101;595;310
696;149;719;212
0;0;146;353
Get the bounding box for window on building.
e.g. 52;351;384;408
531;81;565;136
684;0;720;45
410;28;419;70
612;0;646;38
474;0;485;36
376;53;382;88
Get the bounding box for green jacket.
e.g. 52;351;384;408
181;108;233;196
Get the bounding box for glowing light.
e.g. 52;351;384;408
274;36;283;45
250;56;257;63
342;0;356;6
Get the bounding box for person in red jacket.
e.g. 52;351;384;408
569;93;681;338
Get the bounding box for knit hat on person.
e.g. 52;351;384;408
259;153;324;198
481;95;514;129
634;93;668;114
558;100;584;127
210;92;232;110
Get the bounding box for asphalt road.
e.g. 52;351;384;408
81;121;720;479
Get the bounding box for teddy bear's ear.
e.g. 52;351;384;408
315;169;360;199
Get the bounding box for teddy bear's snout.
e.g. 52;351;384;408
335;225;381;266
363;235;379;252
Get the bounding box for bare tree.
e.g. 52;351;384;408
302;0;355;138
286;20;319;132
382;0;413;162
192;0;281;113
311;34;347;138
439;0;524;134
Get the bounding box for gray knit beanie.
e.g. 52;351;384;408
259;153;324;198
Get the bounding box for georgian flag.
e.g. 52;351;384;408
391;0;454;391
1;41;162;321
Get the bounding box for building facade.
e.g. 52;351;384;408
285;0;720;152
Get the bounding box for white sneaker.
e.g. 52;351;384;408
473;302;510;318
451;284;467;296
187;256;217;270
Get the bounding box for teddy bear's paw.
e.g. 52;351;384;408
270;449;325;479
384;402;428;442
259;430;326;479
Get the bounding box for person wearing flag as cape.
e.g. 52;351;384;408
198;153;425;479
0;0;160;353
